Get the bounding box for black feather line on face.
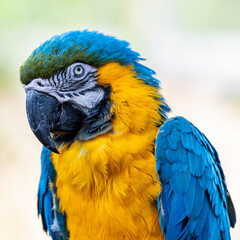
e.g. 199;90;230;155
53;85;113;144
77;85;113;141
56;69;96;93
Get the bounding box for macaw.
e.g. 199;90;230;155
20;30;236;240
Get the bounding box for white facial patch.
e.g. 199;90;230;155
24;62;105;114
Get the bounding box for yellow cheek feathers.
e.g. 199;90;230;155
51;63;165;240
98;63;162;135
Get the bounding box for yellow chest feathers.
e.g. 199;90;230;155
52;140;163;240
51;63;165;240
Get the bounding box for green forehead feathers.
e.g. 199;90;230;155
20;30;143;84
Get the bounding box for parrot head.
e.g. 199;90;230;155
20;30;169;153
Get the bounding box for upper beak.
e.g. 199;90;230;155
26;90;60;153
26;90;87;154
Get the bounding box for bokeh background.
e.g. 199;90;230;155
0;0;239;239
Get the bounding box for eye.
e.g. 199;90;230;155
73;65;84;77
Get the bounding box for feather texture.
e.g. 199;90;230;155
156;116;236;240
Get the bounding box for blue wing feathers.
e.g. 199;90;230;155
170;171;190;195
38;147;55;216
38;146;69;240
43;189;55;235
156;116;235;239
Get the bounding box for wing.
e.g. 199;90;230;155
155;117;236;240
38;146;69;240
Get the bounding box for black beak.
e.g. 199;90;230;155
26;90;60;153
26;90;87;154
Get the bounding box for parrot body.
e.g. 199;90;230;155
20;30;235;240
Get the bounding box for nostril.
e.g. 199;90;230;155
37;82;43;87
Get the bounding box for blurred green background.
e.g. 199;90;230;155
0;0;239;239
